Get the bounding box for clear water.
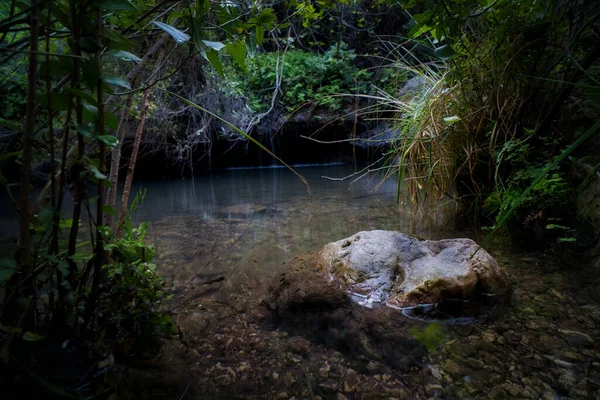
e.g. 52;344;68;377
131;164;466;289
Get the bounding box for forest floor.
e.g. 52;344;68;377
132;250;600;400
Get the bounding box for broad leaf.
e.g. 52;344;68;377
75;123;95;138
202;40;226;51
37;92;71;111
434;45;456;60
64;88;98;106
0;118;23;133
152;21;190;43
107;50;142;62
98;135;119;148
205;49;224;77
39;58;72;77
256;25;264;45
256;8;277;24
104;76;131;90
89;166;107;180
443;116;461;124
23;331;46;341
103;27;135;51
226;40;246;71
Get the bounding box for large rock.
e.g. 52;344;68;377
316;230;508;309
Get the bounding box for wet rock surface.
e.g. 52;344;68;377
316;230;508;308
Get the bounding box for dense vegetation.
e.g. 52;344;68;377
0;0;599;397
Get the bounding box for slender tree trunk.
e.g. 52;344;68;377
117;48;166;226
105;33;171;229
18;0;39;284
66;0;84;283
105;98;132;228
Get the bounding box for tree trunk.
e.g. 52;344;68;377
105;33;171;229
15;0;39;314
117;48;166;226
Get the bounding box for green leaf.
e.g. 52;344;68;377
0;326;22;333
75;123;95;138
0;118;23;133
37;92;71;111
107;50;142;62
39;58;72;77
205;49;224;77
64;88;98;106
98;225;112;238
69;252;93;263
255;25;264;46
103;27;135;51
98;135;118;148
104;76;131;90
82;106;118;129
23;331;46;341
79;36;100;53
81;58;99;91
152;21;190;43
277;22;292;29
45;254;69;275
103;112;119;129
545;224;570;230
443;116;461;124
434;45;456;60
557;237;577;242
103;205;114;216
226;40;246;71
89;166;107;180
202;40;226;51
98;0;137;11
256;8;277;24
38;207;53;228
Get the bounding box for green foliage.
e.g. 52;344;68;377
226;43;370;113
100;221;176;354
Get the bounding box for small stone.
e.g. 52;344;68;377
522;385;539;399
344;370;360;393
277;393;288;399
558;329;594;346
319;380;338;394
428;365;443;381
425;383;442;397
286;336;310;355
489;386;507;399
442;359;464;379
472;339;498;353
504;382;523;397
466;358;484;369
272;372;279;380
541;391;559;400
558;370;577;390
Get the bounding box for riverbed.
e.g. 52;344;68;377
128;164;600;399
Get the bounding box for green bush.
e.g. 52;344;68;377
226;43;372;113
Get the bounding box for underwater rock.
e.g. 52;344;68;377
316;230;508;309
218;203;267;218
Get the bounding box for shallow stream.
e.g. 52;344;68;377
125;164;600;399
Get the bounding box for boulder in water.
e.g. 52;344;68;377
316;230;508;309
